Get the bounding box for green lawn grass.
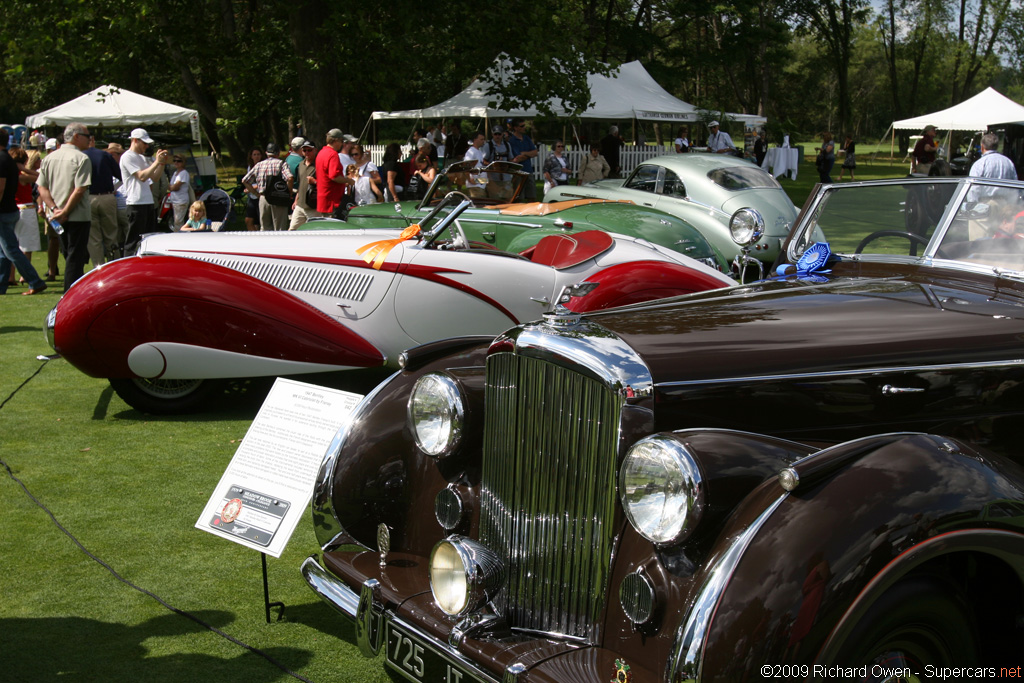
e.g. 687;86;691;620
1;274;390;682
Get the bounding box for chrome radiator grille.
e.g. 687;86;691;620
480;352;621;642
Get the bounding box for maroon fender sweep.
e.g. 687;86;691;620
54;255;385;378
567;260;728;312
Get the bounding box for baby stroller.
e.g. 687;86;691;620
199;188;235;231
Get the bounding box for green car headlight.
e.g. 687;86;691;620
619;435;704;545
408;373;464;458
730;207;766;246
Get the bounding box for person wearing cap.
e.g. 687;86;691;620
242;142;293;231
290;139;320;229
120;127;171;255
44;138;57;153
83;133;122;265
913;125;938;174
338;134;358;171
286;136;305;177
706;121;736;155
317;129;354;216
37;122;94;291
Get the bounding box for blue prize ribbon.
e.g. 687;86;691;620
774;242;837;280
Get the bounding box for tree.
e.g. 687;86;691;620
793;0;871;134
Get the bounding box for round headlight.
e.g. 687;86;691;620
619;435;703;545
429;537;505;617
730;208;766;246
408;373;464;458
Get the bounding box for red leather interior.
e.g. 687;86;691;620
521;230;615;269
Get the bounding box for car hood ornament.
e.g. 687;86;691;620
543;282;599;326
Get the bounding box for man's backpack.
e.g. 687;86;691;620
264;160;292;207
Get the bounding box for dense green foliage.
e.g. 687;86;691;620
1;1;1022;160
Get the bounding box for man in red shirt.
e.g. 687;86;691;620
316;129;353;216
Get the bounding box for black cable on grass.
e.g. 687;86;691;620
1;361;316;683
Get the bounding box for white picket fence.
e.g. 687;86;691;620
362;143;679;179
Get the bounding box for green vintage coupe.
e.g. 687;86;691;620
302;160;731;273
546;153;799;276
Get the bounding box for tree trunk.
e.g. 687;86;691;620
289;0;345;146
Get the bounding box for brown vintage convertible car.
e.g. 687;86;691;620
302;175;1024;681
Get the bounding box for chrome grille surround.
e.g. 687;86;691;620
479;314;653;643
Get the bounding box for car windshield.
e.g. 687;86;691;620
420;160;525;208
706;165;781;191
789;178;1024;274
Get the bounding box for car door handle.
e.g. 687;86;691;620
531;297;550;304
880;384;925;395
482;231;496;242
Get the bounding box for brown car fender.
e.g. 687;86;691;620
313;340;491;556
686;432;1024;679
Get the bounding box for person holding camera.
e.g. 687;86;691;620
120;128;170;255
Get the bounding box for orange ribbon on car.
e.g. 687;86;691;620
355;224;421;270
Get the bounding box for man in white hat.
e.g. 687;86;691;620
706;121;736;155
120;127;170;254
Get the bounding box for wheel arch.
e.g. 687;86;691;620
817;532;1024;664
694;433;1024;677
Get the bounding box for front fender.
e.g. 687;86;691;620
53;255;385;378
314;342;491;554
694;433;1024;678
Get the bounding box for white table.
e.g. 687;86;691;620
762;148;800;180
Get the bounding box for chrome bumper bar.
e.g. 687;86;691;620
301;555;360;619
301;556;501;682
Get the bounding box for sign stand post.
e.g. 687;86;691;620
196;378;364;625
262;553;285;623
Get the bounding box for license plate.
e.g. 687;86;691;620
384;621;491;683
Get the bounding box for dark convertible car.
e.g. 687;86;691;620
302;176;1024;681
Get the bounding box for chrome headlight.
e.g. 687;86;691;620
45;305;58;351
619;435;704;545
429;536;505;617
730;208;765;246
408;373;464;458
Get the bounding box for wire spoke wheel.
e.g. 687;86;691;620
109;377;225;415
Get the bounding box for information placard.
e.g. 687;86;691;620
196;378;362;557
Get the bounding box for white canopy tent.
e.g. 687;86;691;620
892;87;1024;132
372;60;766;127
887;87;1024;162
25;85;199;138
